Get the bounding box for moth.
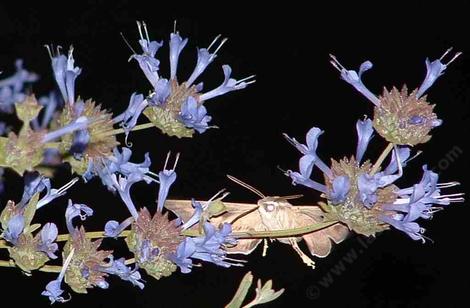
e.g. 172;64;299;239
165;176;349;268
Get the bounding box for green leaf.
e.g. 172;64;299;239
207;200;227;217
243;279;285;308
23;193;40;229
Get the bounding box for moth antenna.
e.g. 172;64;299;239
281;194;304;200
226;175;265;198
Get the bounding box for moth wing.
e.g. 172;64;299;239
164;199;195;223
165;199;263;255
204;202;265;255
294;205;350;258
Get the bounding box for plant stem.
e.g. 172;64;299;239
370;143;394;175
182;220;339;238
52;220;338;242
0;260;62;273
56;230;131;242
97;122;155;138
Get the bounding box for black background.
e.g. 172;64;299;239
0;1;469;307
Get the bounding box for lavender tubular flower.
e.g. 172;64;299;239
45;45;82;105
65;199;94;234
0;59;39;113
156;152;179;212
100;257;144;289
37;222;59;259
330;55;379;105
170;222;241;273
124;22;254;137
41;249;75;304
2;214;24;245
416;48;462;98
355;117;374;163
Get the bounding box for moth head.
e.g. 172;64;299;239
258;196;291;214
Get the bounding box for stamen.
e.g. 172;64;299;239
437;182;460;188
56;177;79;195
236;75;256;84
172;152;180;170
439;47;462;65
211;38;228;59
58;248;75;282
207;34;222;50
136;21;144;40
163;151;171;170
142;21;150;42
44;45;53;59
329;54;346;72
173;20;177;33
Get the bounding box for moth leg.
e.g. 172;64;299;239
262;239;269;257
290;239;315;269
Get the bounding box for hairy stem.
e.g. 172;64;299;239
49;220;338;243
56;230;131;242
370;142;394;175
97;122;155;138
0;260;62;273
182;220;339;238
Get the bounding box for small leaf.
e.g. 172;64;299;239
207;200;227;217
23;193;40;229
243;278;285;308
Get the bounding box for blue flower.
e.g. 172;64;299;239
45;45;82;105
170;222;240;273
355;117;374;163
357;148;404;208
84;147;154;191
117;93;149;139
416;48;462;98
285;154;327;193
41;248;75;304
37;223;59;259
37;91;61;129
330;55;379;106
104;217;134;238
379;166;463;242
156;152;179;212
42;116;89;143
186;35;227;86
379;214;425;242
18;172;48;207
130;22;163;89
383;146;410;175
180;199;204;230
169;31;188;80
199;65;255;102
2;214;24;245
36;177;79;209
0;59;39;113
42;279;68;304
328;176;350;204
100;257;145;289
124;22;254;135
65;199;94;234
179;96;212;133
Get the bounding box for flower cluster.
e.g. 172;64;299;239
0;21;465;307
284;50;464;241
